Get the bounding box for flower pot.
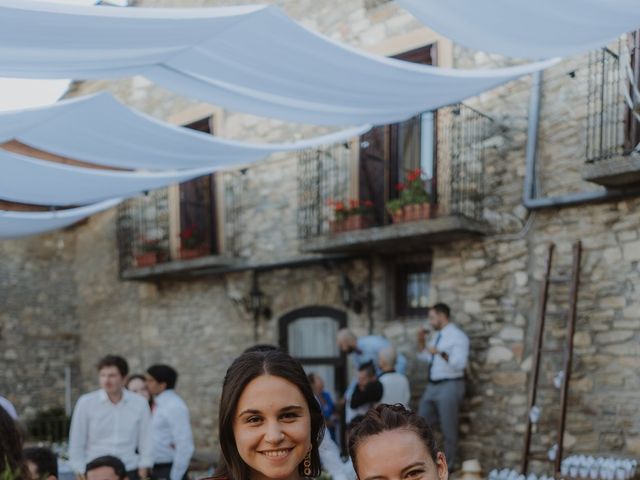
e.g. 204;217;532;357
330;219;346;233
346;214;373;231
180;245;209;260
403;203;431;222
135;252;158;267
388;209;404;224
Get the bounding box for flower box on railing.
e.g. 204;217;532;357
135;252;159;267
386;168;433;224
403;203;432;222
327;199;375;234
179;245;210;260
330;214;374;233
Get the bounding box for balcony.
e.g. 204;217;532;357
117;171;243;279
297;103;494;254
583;35;640;186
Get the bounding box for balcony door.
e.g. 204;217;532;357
359;44;437;225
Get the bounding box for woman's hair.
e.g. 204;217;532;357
213;350;325;480
348;404;440;474
0;406;25;479
125;374;146;388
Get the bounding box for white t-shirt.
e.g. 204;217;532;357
378;371;411;408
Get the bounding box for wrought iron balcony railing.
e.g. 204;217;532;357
297;103;493;240
116;170;242;275
586;36;640;163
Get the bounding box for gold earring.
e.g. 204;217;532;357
303;450;312;477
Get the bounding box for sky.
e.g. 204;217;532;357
0;0;127;112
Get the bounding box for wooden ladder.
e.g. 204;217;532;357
521;241;582;476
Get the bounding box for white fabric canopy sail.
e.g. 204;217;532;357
0;149;217;206
395;0;640;59
0;198;121;239
0;93;371;170
0;0;556;125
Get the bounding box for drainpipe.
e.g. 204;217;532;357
523;71;640;209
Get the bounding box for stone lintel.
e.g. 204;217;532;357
300;215;489;254
121;254;240;280
583;154;640;187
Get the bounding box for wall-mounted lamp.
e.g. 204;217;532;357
248;274;272;322
230;272;271;340
339;271;368;315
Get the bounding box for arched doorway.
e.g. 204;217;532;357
278;306;347;403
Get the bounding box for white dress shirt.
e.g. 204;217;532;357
69;389;153;473
417;323;469;381
318;430;355;480
151;390;194;480
378;371;411;408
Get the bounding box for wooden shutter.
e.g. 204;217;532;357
625;31;640;154
359;126;387;225
180;118;218;254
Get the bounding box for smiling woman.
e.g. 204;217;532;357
348;404;449;480
212;350;325;480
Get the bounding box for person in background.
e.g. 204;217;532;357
24;447;58;480
145;365;194;480
69;355;152;480
336;329;407;374
350;361;383;415
378;347;411;408
0;405;26;479
348;404;448;480
85;456;128;480
126;375;151;404
307;372;337;442
416;303;469;472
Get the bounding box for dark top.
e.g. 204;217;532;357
350;380;383;409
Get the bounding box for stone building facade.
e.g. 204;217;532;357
1;0;639;471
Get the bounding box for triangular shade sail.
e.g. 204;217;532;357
0;148;217;206
0;198;121;239
395;0;640;59
0;0;556;125
0;93;371;170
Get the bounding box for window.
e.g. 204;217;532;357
395;261;432;318
358;45;437;225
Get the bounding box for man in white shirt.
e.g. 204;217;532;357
416;303;469;471
69;355;153;480
145;365;194;480
377;347;411;408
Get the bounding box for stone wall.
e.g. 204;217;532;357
0;228;83;419
2;0;639;472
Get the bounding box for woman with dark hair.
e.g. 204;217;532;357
212;350;325;480
126;374;151;402
0;405;26;479
348;404;448;480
